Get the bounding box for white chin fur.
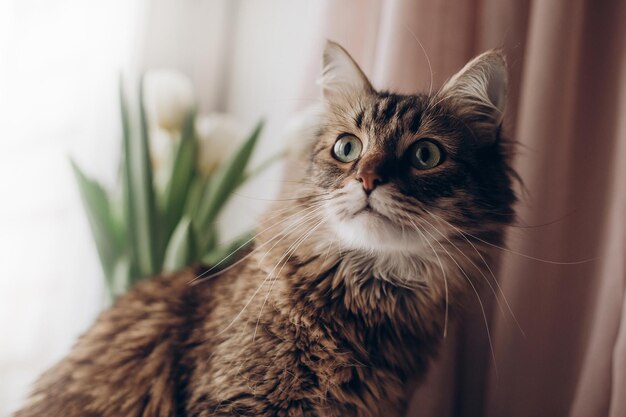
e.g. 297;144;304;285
325;182;426;254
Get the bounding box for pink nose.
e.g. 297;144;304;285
357;170;383;193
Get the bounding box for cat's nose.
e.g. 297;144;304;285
357;170;383;194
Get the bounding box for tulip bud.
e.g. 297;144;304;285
195;113;243;176
143;70;195;132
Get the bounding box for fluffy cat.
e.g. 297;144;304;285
15;41;515;417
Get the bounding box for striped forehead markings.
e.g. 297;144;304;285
362;95;423;134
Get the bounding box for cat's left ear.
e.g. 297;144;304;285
438;50;507;142
319;41;374;104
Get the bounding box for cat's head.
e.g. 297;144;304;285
299;41;516;257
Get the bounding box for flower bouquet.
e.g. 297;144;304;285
72;71;273;299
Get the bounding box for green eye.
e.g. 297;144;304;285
332;135;363;163
408;139;443;169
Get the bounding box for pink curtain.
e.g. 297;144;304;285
302;0;626;415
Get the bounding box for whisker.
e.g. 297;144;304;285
508;211;576;229
214;209;326;337
419;221;499;376
253;216;328;341
253;178;324;187
231;190;331;202
255;205;327;267
190;201;328;284
409;219;449;338
462;226;596;265
416;214;508;322
402;201;594;265
425;210;526;337
405;24;433;97
320;236;337;270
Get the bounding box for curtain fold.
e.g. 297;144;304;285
570;39;626;417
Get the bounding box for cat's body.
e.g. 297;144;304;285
16;42;515;417
16;239;449;417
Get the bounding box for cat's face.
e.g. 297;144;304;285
307;42;515;254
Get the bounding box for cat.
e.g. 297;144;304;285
15;41;516;417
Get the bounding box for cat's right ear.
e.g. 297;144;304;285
319;41;374;103
437;50;507;142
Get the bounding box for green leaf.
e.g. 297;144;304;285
163;217;195;273
195;224;218;257
71;160;123;279
201;231;254;267
184;175;209;220
119;77;158;278
160;114;197;255
110;257;131;299
196;121;264;234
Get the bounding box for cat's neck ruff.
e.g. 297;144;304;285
255;222;469;319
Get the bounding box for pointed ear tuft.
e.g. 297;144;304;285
319;41;374;103
439;50;508;141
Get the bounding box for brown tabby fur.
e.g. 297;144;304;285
15;42;515;416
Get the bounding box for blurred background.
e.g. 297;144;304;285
0;1;624;416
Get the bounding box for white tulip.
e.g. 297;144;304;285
195;113;244;176
143;69;195;132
